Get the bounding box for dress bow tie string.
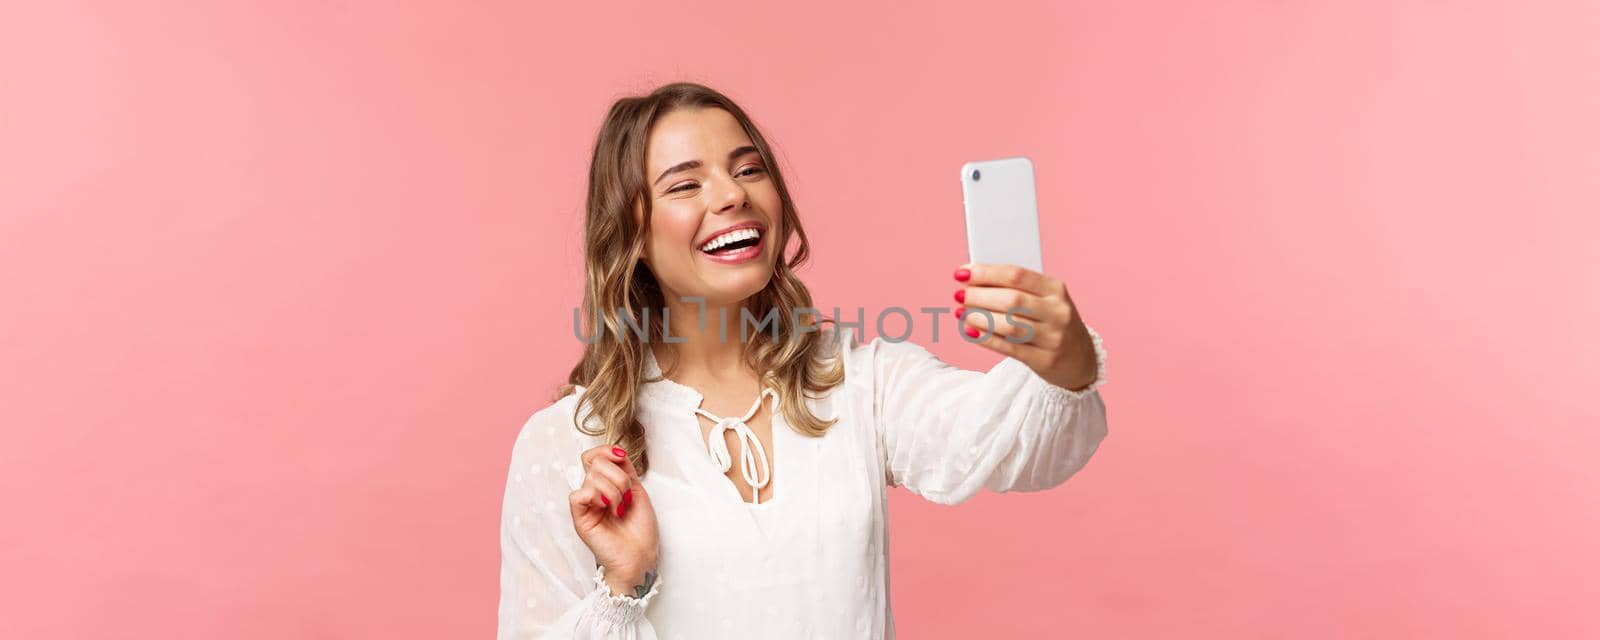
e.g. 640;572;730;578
694;388;779;505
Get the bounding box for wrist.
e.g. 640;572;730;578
1060;324;1104;392
601;562;658;598
1065;358;1098;391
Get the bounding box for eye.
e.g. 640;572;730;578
667;166;763;194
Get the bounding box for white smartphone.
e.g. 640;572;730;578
960;156;1043;273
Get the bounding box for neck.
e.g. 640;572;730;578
651;294;754;382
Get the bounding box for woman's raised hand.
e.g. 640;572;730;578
568;445;660;596
952;263;1100;392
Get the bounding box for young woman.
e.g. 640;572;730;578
498;82;1108;639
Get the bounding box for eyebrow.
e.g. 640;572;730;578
653;145;761;187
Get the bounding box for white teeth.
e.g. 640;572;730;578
700;227;761;252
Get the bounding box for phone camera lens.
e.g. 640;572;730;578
971;169;981;181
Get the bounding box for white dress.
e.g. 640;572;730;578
498;325;1109;639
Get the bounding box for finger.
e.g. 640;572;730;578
587;457;633;499
568;486;609;523
590;445;643;515
588;441;636;483
955;286;1063;324
582;445;635;479
579;444;621;470
613;449;643;482
958;307;1058;348
960;263;1067;300
583;472;626;518
962;320;1053;363
609;451;648;513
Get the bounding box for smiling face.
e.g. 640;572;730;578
638;107;783;307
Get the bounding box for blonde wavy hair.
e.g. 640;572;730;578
558;82;845;476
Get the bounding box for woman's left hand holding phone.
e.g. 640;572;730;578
952;263;1100;392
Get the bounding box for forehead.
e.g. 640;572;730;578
645;107;752;170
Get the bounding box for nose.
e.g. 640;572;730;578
710;174;750;214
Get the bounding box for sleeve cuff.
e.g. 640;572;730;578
1044;323;1107;402
582;564;661;627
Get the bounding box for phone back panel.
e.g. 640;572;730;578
961;156;1043;272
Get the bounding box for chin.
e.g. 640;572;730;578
698;269;774;306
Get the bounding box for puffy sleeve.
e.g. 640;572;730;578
866;324;1109;505
498;395;661;640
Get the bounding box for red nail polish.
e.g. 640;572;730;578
953;289;965;304
954;306;964;318
601;495;610;507
623;490;633;507
612;446;625;458
954;268;971;282
966;326;980;338
617;504;625;517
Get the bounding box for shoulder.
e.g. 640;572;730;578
518;391;580;436
511;389;605;459
506;389;611;492
815;325;868;379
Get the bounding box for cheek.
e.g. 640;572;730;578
753;183;782;213
755;190;785;260
649;206;703;256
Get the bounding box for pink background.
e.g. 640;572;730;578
3;1;1596;637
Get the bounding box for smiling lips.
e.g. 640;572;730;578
698;223;766;265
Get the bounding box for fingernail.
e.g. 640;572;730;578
601;495;610;507
954;306;964;318
612;446;625;458
966;326;980;338
617;504;625;517
953;290;965;304
954;268;971;282
624;490;633;507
